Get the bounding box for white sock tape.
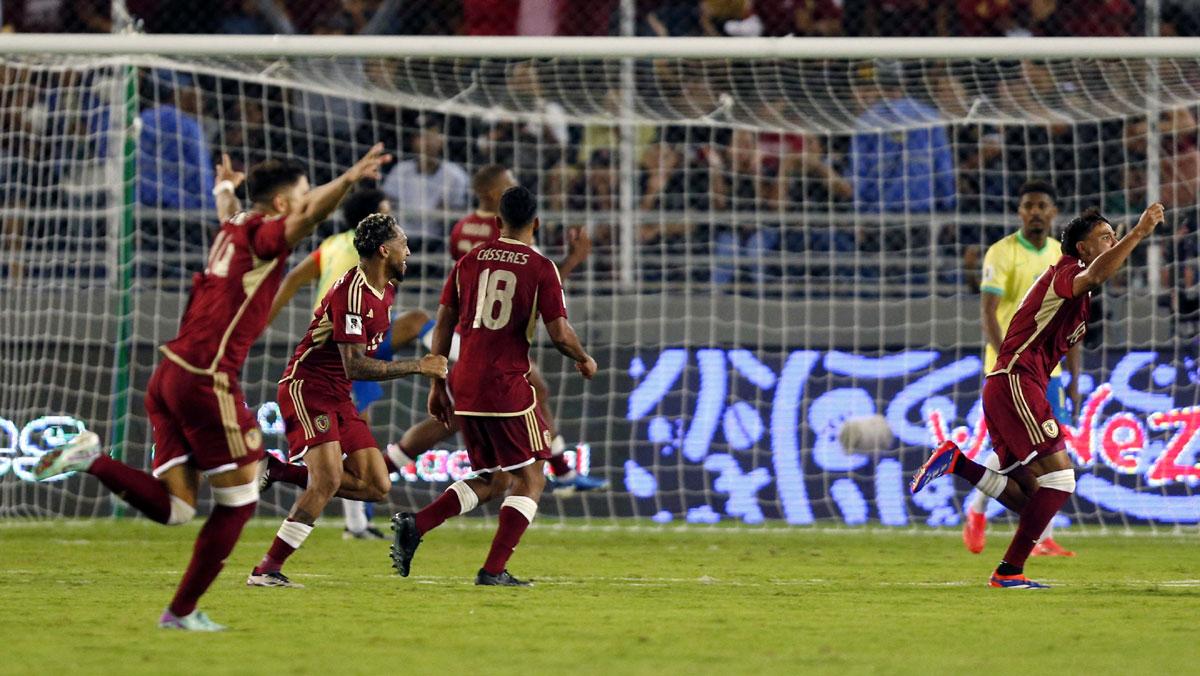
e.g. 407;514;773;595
1036;469;1076;493
550;435;566;457
449;481;479;514
166;495;196;525
976;468;1007;499
277;519;314;548
501;495;538;523
212;482;259;508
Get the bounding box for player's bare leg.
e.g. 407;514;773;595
160;462;259;631
249;442;345;588
476;460;546;586
389;471;511;577
989;450;1075;588
338;448;391;502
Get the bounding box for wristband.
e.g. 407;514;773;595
212;180;236;196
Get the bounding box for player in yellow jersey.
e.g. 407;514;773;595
964;180;1080;557
267;188;429;539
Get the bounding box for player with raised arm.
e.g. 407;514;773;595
247;214;447;588
265;188;429;540
912;203;1164;589
32;145;392;630
964;180;1080;557
390;186;597;586
397;164;606;495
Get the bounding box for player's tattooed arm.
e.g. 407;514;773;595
284;143;392;247
337;343;447;382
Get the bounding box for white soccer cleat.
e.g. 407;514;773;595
159;609;227;632
33;431;101;480
246;570;304;588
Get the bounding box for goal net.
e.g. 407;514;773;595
2;37;1198;531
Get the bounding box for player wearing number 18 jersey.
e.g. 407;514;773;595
391;186;597;586
912;203;1164;589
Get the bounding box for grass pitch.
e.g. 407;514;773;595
1;520;1197;675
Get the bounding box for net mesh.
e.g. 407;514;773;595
1;50;1198;530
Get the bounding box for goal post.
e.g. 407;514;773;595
1;35;1197;531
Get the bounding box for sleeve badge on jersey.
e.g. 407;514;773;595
982;264;994;281
346;313;363;336
1041;419;1059;439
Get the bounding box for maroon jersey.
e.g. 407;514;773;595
280;267;396;399
449;211;500;261
161;211;289;375
990;255;1091;387
440;237;567;415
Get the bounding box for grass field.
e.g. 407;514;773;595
1;520;1197;675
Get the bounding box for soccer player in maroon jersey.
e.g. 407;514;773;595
398;164;604;494
390;186;597;586
247;214;448;587
912;203;1165;589
32;145;392;630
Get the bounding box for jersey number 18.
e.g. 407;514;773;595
472;268;517;330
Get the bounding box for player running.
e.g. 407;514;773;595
247;214;447;588
912;203;1164;589
965;180;1079;557
32;146;392;630
266;188;429;540
400;164;605;495
390;186;597;586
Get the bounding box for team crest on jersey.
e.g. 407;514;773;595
315;415;330;433
346;314;363;336
1042;419;1059;438
244;428;263;450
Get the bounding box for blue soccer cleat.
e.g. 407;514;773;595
909;440;961;495
989;572;1050;589
548;473;609;497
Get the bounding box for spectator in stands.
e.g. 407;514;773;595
1162;1;1200;36
380;116;469;246
642;0;760;37
861;0;949;37
1170;225;1200;336
1;0;116;32
850;62;956;213
713;127;781;284
137;70;215;211
756;0;842;36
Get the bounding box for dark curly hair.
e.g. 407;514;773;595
1061;208;1108;258
354;212;399;257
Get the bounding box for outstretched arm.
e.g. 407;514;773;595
268;252;320;324
284;143;392;248
1073;203;1163;297
214;153;245;222
337;342;446;382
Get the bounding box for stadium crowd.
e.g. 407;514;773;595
0;1;1196;333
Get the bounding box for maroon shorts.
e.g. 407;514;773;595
982;372;1065;472
146;360;264;478
458;408;552;474
278;378;378;461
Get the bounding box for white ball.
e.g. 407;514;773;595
838;414;895;453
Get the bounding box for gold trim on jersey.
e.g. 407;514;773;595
289;379;316;439
355;266;387;300
1008;373;1045;444
525;288;540;344
455;397;537;417
158;256;281;376
213;372;248;458
987;276;1065;376
279;314;333;383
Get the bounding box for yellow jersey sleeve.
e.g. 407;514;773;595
314;232;361;310
980;239;1011;298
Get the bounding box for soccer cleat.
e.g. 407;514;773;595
962;508;987;554
910;440;961;495
246;570;304;588
549;473;609;496
988;571;1050;589
256;456;272;492
33;431;101;480
389;512;422;577
158;609;227;632
474;568;532;587
1031;537;1076;557
343;526;387;541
